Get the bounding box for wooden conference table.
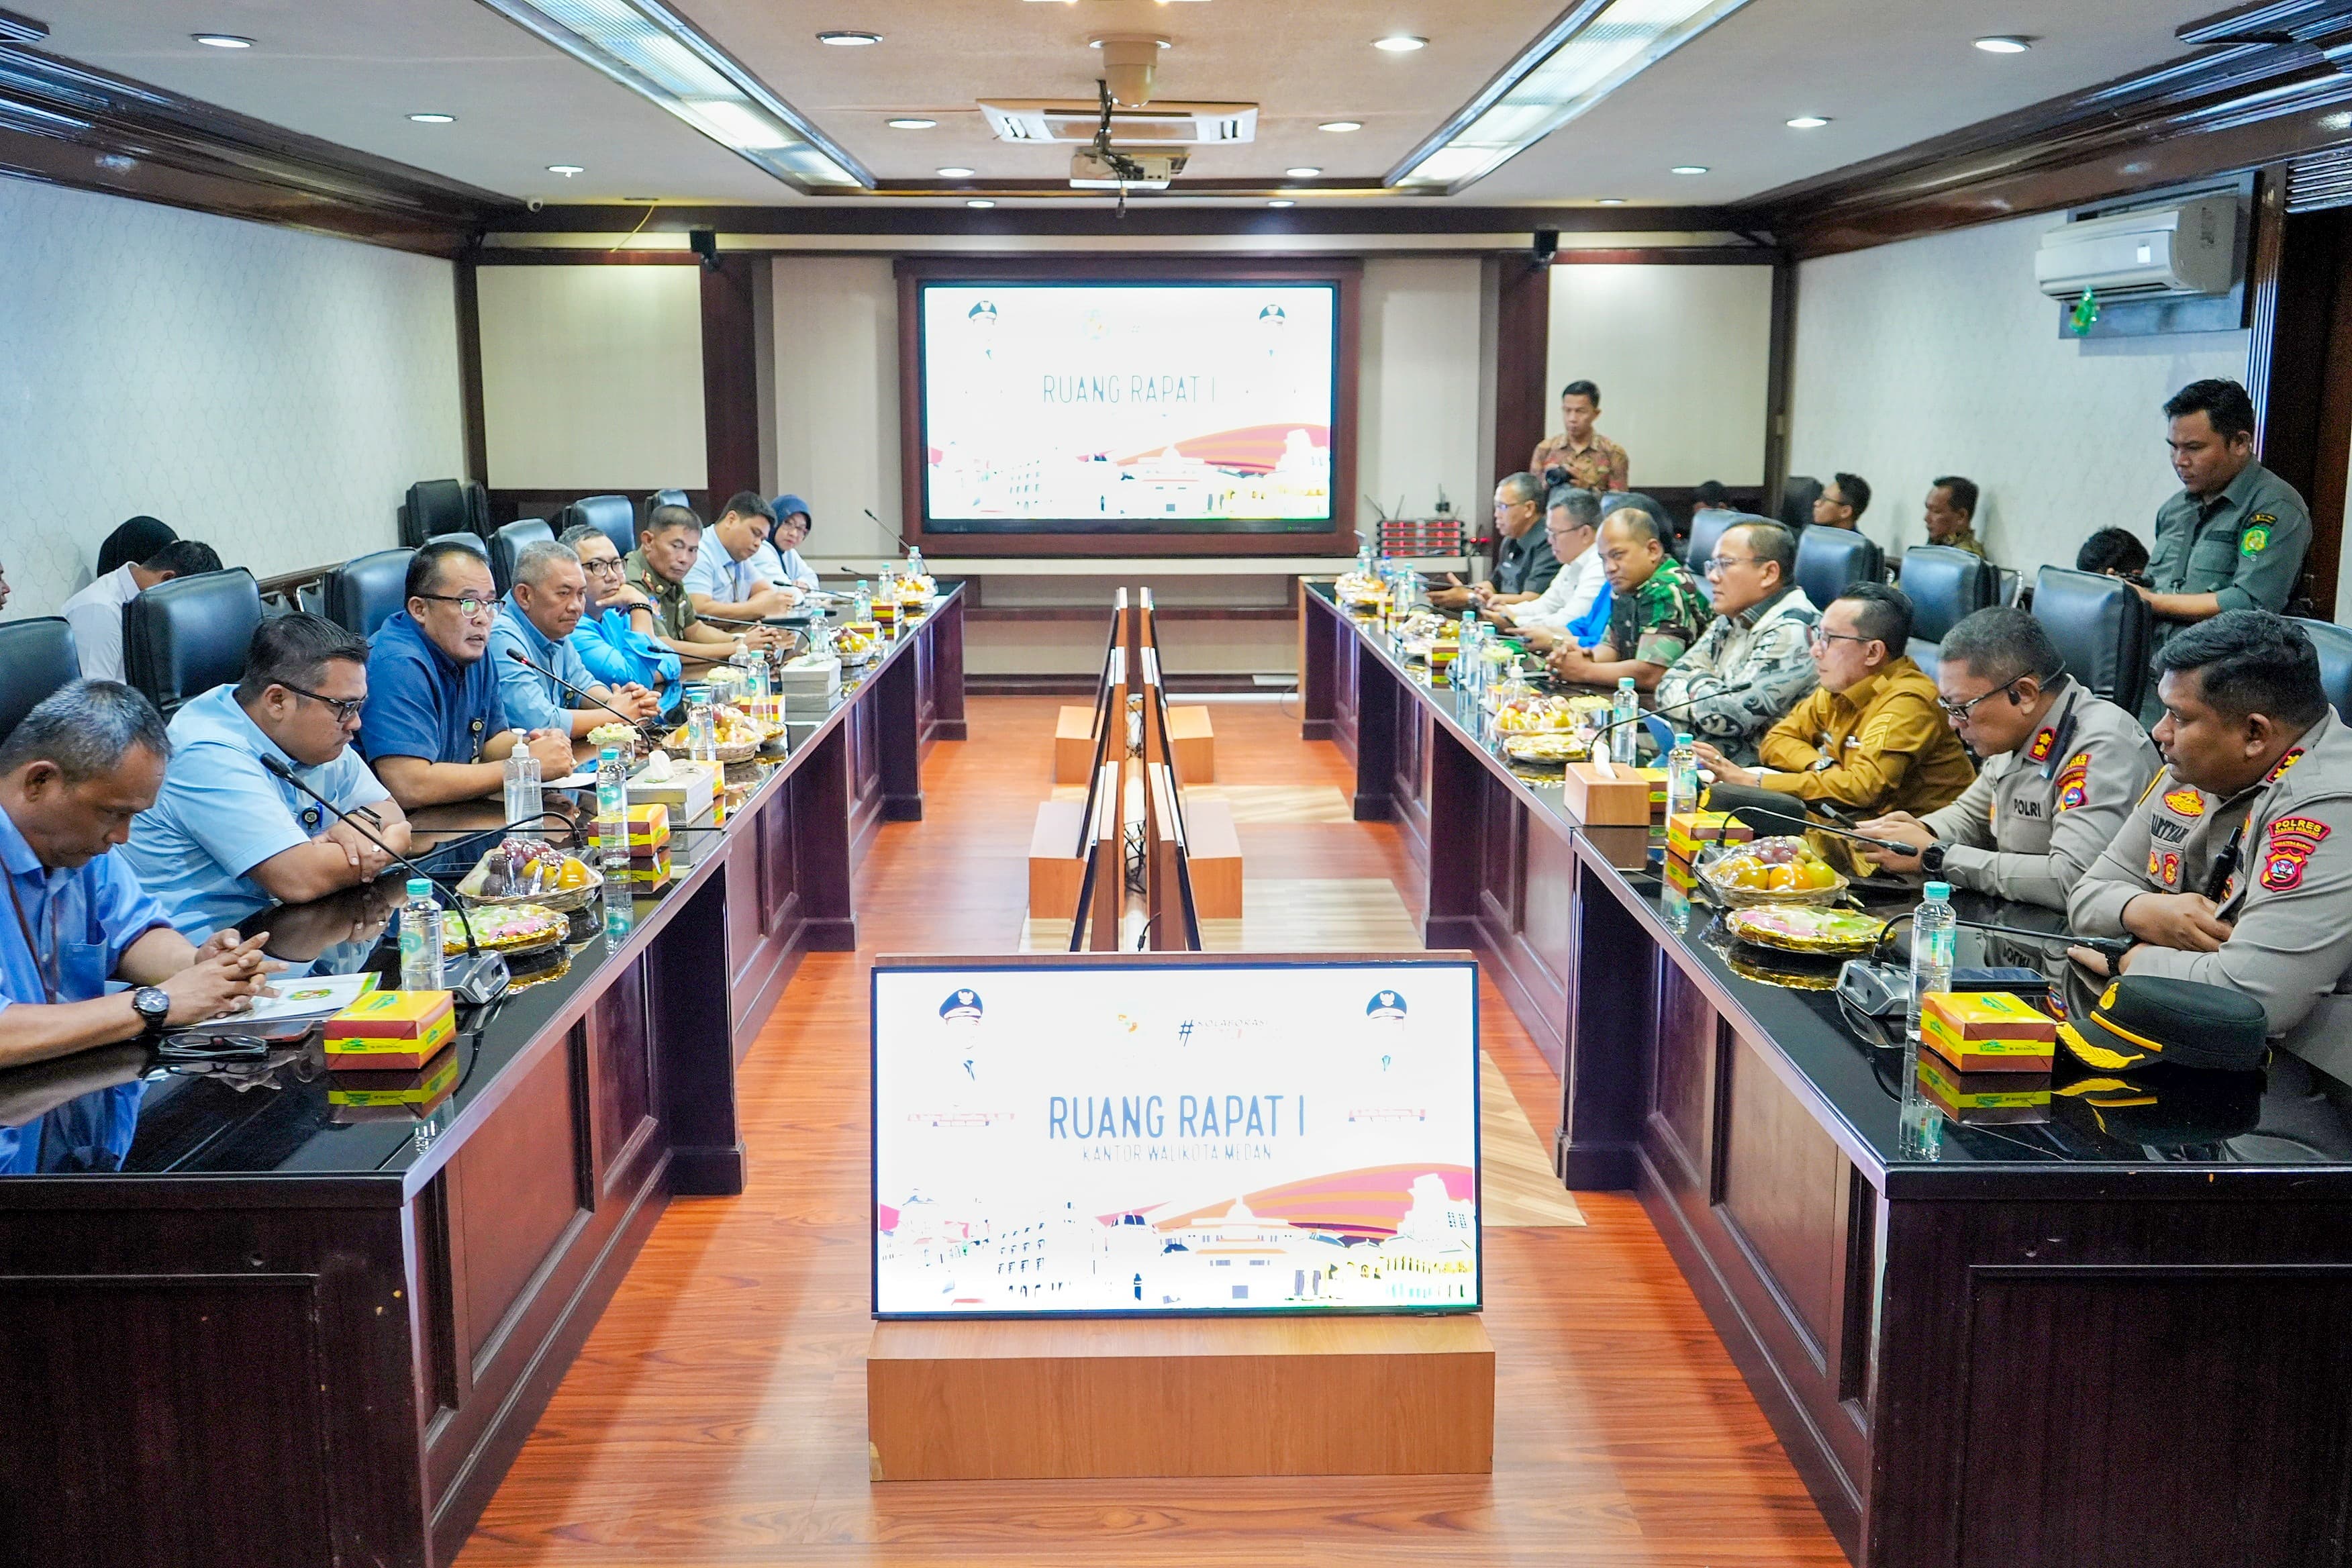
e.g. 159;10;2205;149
1301;581;2352;1568
0;587;964;1568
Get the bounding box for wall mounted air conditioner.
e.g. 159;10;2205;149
2034;196;2239;300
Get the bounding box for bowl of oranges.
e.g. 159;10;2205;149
1698;836;1849;908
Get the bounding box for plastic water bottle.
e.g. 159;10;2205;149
398;878;444;992
1457;618;1481;692
685;685;716;763
852;579;873;624
1908;882;1957;1042
1611;677;1640;765
1357;543;1375;579
595;745;629;875
1665;732;1700;818
503;744;540;834
905;545;926;582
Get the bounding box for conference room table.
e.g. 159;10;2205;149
0;586;963;1568
1300;580;2352;1568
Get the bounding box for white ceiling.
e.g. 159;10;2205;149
29;0;2221;208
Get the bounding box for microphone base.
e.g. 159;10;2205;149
448;951;511;1007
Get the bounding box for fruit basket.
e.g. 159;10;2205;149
442;901;569;958
456;838;601;914
1698;836;1851;908
1722;903;1889;957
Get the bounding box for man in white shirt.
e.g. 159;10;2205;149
60;540;222;683
682;491;800;622
1495;487;1605;652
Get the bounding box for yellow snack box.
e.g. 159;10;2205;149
1914;1052;2051;1125
324;989;456;1071
328;1044;460;1121
1920;990;2057;1074
626;801;671;852
1667;811;1755;861
1663;852;1700;893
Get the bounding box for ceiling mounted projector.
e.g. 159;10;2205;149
1071;148;1188;189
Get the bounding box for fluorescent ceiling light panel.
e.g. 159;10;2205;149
1390;0;1755;193
473;0;869;190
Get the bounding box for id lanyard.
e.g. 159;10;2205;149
3;869;60;1005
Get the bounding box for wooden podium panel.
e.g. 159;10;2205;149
1181;794;1242;919
1052;703;1097;785
1168;703;1216;782
1027;798;1086;919
868;1314;1493;1481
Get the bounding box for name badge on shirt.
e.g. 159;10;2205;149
300;805;322;832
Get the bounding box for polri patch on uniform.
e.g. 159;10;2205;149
2163;786;2205;818
2260;816;2330;891
2053;750;2091;812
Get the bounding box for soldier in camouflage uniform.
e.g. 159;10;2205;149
1546;508;1708;695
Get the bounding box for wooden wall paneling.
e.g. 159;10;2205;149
1716;1035;1851;1379
699;252;765;506
1349;638;1398;821
1489;254;1551;486
654;869;748;1198
455;250;490;485
1645;958;1719;1199
1513;822;1577;1078
589;957;656;1197
1763;258;1796;511
505;203;1743;239
726;790;797;1042
1389;684;1431;864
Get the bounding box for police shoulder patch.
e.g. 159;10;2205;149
2260;816;2331;892
2053;750;2092;812
2162;785;2206;818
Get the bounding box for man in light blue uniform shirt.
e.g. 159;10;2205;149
560;524;682;711
489;539;663;740
683;491;801;622
767;493;823;595
124;614;413;942
0;681;273;1079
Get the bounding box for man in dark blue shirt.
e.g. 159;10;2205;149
360;539;574;810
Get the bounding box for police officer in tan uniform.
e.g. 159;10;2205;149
2068;611;2352;1077
1861;608;2157;911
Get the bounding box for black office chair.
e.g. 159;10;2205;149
401;478;489;547
650;489;690;512
2294;617;2352;724
326;548;413;638
565;495;638;560
2030;567;2153;715
0;618;83;741
123;569;262;718
1682;510;1771;607
428;530;489;561
490;518;554;595
1794;528;1884;614
1780;475;1822;534
1897;546;1998;679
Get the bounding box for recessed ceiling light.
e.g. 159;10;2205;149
1597;197;1626;205
1670;164;1708;175
1285;166;1322;178
936;166;975;178
547;164;584;176
1785;115;1830;129
886;117;936;130
1373;35;1427;52
191;34;253;49
1319;120;1363;133
408;113;456;124
1269;199;1295;208
967;199;995;209
1087;36;1171;48
818;30;881;45
1973;35;2031;53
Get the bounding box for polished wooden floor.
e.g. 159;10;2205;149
457;695;1846;1567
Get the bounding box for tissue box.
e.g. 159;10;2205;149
1920;991;2057;1074
324;989;456;1071
627;758;716;823
1563;761;1653;826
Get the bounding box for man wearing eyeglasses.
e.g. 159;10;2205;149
124;614;418;940
489;540;663;740
360;539;575;811
1853;607;2157;910
1694;582;1973;820
1493;487;1606;650
560;525;682;712
1652;521;1820;765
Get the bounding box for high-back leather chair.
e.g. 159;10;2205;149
650;489;690;512
1780;475;1823;534
1794;528;1884;614
122;569;262;718
490;518;554;596
1897;545;1998;679
0;618;83;742
327;548;414;638
401;478;488;547
2295;616;2352;724
1683;510;1770;607
565;495;638;560
427;530;489;562
2030;567;2153;715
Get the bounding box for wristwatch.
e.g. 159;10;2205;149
131;986;172;1036
1919;842;1949;877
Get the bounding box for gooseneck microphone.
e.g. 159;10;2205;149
1581;683;1756;752
503;648;644;730
259;755;510;1005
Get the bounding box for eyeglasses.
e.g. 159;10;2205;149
415;591;493;618
1702;554;1756;575
1936;676;2039;722
277;680;365;724
579;555;624;575
1807;626;1878;650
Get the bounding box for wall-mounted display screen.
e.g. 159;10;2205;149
916;281;1340;534
871;959;1479;1319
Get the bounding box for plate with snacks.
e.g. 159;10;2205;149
1502;730;1589;765
1336;571;1387;607
458;837;601;913
1492;695;1585;734
586;721;640;756
1722;903;1888;956
443;901;569;958
664;704;764;763
1699;836;1850;908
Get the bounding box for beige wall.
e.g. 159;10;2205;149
477;264;706;491
1545;263;1774;488
1786;212;2250;581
